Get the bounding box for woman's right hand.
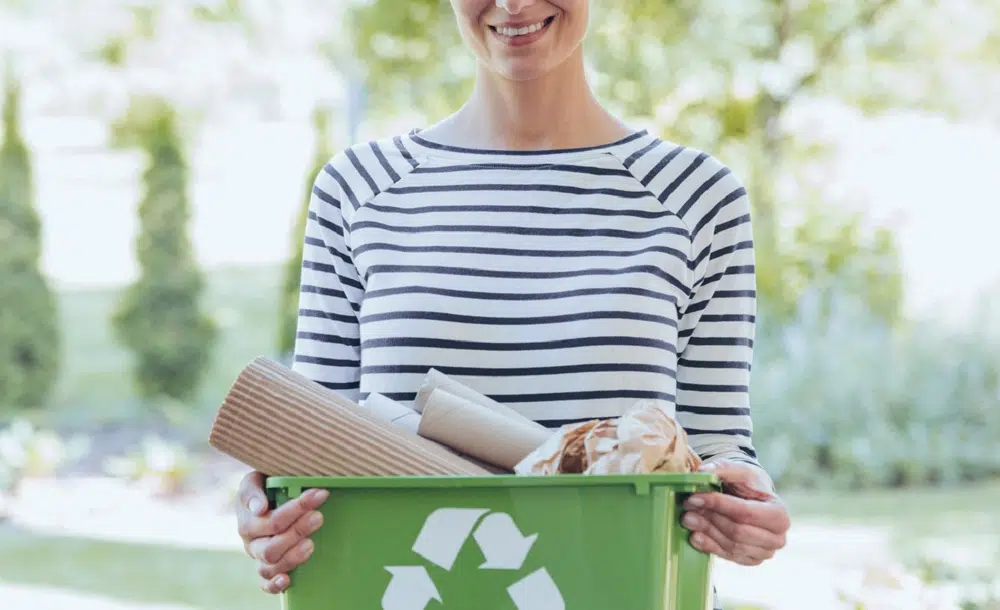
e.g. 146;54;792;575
236;471;330;593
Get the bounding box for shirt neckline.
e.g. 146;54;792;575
404;128;652;162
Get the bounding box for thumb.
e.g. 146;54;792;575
239;471;269;515
699;460;775;501
699;460;751;479
248;492;268;516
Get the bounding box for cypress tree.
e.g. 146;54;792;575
0;65;61;409
277;107;334;357
111;98;217;404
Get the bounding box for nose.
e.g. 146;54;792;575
495;0;536;14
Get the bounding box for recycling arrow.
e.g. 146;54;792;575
381;508;564;610
411;507;488;571
382;566;441;610
508;568;565;610
473;512;538;570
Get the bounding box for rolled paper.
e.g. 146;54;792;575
208;357;490;477
361;392;508;473
417;388;553;471
414;369;549;433
361;393;422;435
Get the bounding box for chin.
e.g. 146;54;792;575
495;61;554;82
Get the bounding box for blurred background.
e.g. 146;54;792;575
0;1;998;609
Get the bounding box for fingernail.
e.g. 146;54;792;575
312;489;329;502
308;512;323;529
275;575;288;589
687;496;705;507
249;497;265;514
683;513;700;528
300;538;314;554
692;533;705;548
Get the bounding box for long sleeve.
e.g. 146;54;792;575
675;165;763;471
289;161;364;402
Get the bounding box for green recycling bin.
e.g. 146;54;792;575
266;473;720;610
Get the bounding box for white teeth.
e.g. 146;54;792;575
495;20;546;37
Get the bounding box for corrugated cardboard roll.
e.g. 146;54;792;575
208;357;490;477
414;369;550;434
417;388;553;471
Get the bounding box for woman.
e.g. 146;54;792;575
235;0;791;605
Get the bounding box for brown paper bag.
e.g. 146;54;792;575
514;401;701;475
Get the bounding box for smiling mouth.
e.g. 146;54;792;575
488;15;556;38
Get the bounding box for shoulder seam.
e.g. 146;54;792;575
351;152;421;223
609;145;698;305
609;145;696;243
328;138;423;239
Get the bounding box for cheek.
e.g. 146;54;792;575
452;0;490;41
453;0;492;24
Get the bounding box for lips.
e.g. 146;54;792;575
488;15;555;43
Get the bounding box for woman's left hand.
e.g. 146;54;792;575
681;460;790;566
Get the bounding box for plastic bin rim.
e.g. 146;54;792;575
265;473;720;491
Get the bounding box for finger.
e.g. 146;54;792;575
686;512;771;566
267;489;329;536
685;492;789;534
702;509;786;551
240;489;329;544
689;531;729;560
258;538;316;581
260;573;289;594
251;509;324;565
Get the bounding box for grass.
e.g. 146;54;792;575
0;481;997;610
0;526;270;610
786;479;1000;526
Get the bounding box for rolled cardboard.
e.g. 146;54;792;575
361;393;422;435
414;369;549;433
417;388;553;471
208;357;490;477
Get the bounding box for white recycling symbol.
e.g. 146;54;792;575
381;508;565;610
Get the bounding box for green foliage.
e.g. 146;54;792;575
110;98;218;404
0;66;61;410
277;106;335;357
751;287;1000;490
764;204;904;323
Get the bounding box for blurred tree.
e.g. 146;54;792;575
345;0;976;323
278;105;335;357
0;64;60;410
110;97;217;404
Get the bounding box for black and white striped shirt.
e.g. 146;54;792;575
291;128;761;470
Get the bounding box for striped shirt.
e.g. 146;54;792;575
291;128;761;471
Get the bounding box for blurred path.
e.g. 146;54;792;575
714;522;894;610
0;582;197;610
7;477;242;551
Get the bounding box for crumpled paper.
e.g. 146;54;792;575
514;401;702;475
